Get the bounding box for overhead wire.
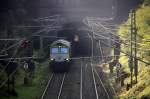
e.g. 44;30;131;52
87;30;119;99
84;18;148;52
0;17;56;88
0;14;61;54
0;14;66;88
97;22;144;45
84;17;150;65
0;43;20;76
85;18;144;46
0;28;47;88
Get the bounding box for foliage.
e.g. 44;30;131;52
142;0;150;6
118;6;150;62
15;61;50;99
119;55;130;73
118;2;150;98
0;60;50;99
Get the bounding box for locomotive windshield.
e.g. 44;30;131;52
51;48;59;54
60;48;68;54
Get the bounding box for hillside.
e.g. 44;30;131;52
118;0;150;98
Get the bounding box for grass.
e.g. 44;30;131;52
100;56;150;99
0;60;50;99
117;50;150;99
119;64;150;99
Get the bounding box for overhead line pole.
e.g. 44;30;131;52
132;10;138;83
130;11;133;87
130;10;138;86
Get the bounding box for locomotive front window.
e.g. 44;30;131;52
60;48;68;54
51;48;59;53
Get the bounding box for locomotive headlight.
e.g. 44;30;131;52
50;58;54;61
65;58;69;61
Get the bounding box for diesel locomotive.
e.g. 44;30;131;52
49;39;71;72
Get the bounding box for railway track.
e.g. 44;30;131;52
41;60;81;99
82;59;115;99
41;59;116;99
93;66;118;99
93;67;111;99
41;73;66;99
82;59;98;99
58;59;81;99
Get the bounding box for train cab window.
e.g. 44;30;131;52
51;48;59;54
60;48;68;54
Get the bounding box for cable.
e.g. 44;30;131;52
84;17;143;46
0;14;62;54
97;22;143;45
0;42;20;76
86;31;119;99
93;30;145;51
0;14;67;88
0;40;9;54
99;39;150;65
0;27;49;88
98;40;104;61
0;61;20;88
84;19;146;51
0;21;61;88
0;28;47;76
84;18;149;65
0;27;47;54
94;32;150;65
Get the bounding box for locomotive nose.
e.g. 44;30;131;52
58;57;61;60
55;56;63;62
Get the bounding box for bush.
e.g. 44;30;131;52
143;0;150;6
